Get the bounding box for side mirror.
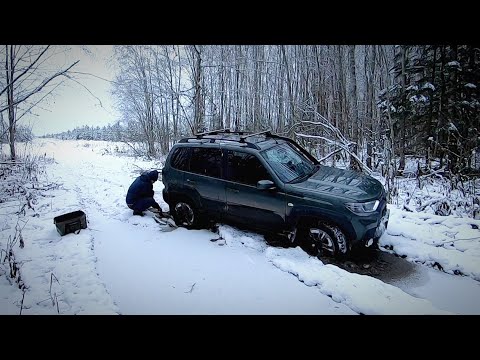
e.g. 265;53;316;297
257;179;276;190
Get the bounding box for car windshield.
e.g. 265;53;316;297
261;142;316;183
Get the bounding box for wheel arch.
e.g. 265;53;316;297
288;207;356;242
168;191;202;211
295;215;352;257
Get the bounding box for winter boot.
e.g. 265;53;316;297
133;210;144;216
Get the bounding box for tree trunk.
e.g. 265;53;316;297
398;45;407;172
277;47;285;134
426;46;436;167
219;46;225;130
348;45;360;170
192;45;204;134
6;45;16;161
253;46;261;131
336;45;346;137
437;46;447;168
280;45;295;134
365;45;377;170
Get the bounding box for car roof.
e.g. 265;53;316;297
175;129;320;165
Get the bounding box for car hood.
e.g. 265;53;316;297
289;165;384;202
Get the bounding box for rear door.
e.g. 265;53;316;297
224;150;286;232
185;146;226;220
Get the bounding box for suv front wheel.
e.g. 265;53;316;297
298;221;349;259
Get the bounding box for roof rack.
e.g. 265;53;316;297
239;130;272;143
194;128;233;138
188;129;274;149
193;128;272;138
179;136;261;150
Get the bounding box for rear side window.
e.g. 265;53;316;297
226;150;272;186
190;148;222;178
171;147;190;171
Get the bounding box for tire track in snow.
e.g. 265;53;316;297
24;140;120;314
216;224;450;314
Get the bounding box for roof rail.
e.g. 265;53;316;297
194;128;230;138
239;130;272;143
194;128;275;138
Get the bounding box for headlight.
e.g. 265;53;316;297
345;200;379;215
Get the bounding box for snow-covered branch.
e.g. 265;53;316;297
0;46;51;99
0;60;79;114
295;132;372;175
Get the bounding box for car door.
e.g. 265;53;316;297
186;146;226;220
224;149;286;232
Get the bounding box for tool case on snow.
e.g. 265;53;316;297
54;210;87;236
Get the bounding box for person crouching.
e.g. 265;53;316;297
126;170;162;216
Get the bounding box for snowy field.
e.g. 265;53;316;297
1;139;479;315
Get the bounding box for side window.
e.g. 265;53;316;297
227;150;272;186
190;148;222;178
171;147;190;171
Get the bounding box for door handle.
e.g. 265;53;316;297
227;188;239;193
186;179;196;185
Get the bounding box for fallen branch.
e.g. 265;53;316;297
416;197;449;212
185;282;196;293
0;161;25;165
419;167;447;179
122;141;144;158
19;289;26;315
403;203;415;212
49;273;61;313
318;148;343;162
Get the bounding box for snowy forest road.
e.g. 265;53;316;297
3;139;479;315
42;140;480;315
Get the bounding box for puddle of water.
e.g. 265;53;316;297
319;249;427;287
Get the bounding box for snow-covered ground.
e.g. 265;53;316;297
1;139;479;315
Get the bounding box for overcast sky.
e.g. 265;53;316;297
28;45;120;136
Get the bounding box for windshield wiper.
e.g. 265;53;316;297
288;164;319;184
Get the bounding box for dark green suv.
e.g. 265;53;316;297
162;130;389;258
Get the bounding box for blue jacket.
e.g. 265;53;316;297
126;171;158;205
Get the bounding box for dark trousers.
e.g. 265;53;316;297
127;197;157;212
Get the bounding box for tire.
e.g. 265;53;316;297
171;198;201;229
298;221;349;259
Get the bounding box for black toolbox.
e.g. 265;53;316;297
54;210;87;236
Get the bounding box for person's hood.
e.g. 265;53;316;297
140;170;158;182
146;170;158;182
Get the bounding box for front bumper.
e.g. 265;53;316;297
374;208;390;240
356;207;390;247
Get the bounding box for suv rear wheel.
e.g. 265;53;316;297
172;199;199;229
298;221;349;259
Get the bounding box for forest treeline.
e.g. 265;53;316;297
42;123;125;142
105;45;479;176
2;45;480;179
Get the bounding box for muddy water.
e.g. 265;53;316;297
319;249;425;285
264;234;431;287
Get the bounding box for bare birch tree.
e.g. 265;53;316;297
0;45;78;160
